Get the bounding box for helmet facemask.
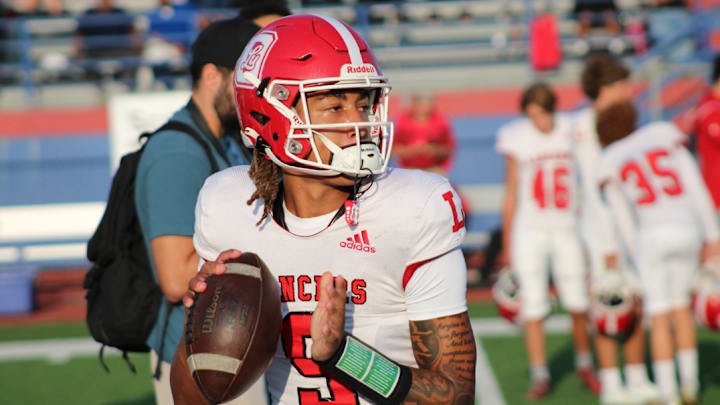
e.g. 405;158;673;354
244;71;393;177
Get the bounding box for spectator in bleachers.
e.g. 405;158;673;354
143;0;198;88
573;0;621;36
75;0;141;80
22;0;67;17
147;0;197;46
192;0;291;10
0;2;18;67
392;92;456;177
692;55;720;208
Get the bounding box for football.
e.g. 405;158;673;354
185;252;281;404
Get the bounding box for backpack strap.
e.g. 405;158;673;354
142;120;222;173
139;120;222;378
152;301;174;380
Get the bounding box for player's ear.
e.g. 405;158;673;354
199;63;223;91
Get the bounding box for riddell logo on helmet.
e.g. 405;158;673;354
341;63;377;77
339;230;376;253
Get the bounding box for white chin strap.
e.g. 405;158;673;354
315;131;383;175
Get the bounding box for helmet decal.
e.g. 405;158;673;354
235;31;277;90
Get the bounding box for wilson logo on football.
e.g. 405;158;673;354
339;230;376;253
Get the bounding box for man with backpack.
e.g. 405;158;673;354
133;17;263;405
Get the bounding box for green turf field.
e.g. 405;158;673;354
1;302;720;404
480;331;720;405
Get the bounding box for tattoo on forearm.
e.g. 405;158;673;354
405;312;476;405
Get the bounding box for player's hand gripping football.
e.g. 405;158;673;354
182;249;243;308
311;272;348;362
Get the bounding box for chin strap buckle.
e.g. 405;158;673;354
344;200;359;226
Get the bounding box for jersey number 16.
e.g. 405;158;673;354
532;164;570;209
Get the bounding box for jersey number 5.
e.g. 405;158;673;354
620;148;683;205
282;313;359;405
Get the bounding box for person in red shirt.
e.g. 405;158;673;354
694;55;720;208
392;92;456;177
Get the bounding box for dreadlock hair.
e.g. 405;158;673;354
247;148;282;225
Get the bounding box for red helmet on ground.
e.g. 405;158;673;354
590;270;638;340
692;259;720;331
492;268;522;325
233;14;393;177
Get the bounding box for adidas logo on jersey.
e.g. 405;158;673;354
339;230;376;253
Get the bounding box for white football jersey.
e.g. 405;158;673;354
572;108;602;221
571;107;619;259
496;114;578;229
597;121;718;239
194;166;467;405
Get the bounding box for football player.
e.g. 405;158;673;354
595;101;720;405
496;82;599;399
573;54;661;405
170;15;476;405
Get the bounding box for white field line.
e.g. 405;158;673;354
0;337;121;363
475;336;506;405
0;316;573;404
471;315;575;405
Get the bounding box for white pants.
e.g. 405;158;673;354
512;228;589;321
580;224;612;278
635;226;701;315
150;350;268;405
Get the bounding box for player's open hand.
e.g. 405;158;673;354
182;249;243;308
311;272;348;362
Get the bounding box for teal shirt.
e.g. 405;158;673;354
134;104;247;363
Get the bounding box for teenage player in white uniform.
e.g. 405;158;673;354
496;83;599;400
573;54;662;405
595;101;720;405
170;15;476;405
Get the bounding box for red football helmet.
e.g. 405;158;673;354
492;268;522;325
590;270;638;340
692;259;720;331
233;14;393;177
